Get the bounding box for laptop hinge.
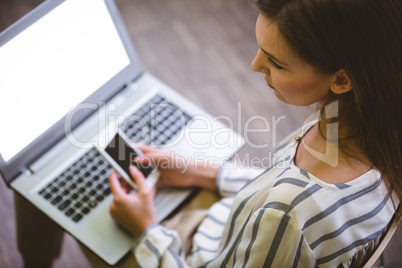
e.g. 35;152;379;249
27;130;85;176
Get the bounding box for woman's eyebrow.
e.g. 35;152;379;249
259;47;288;66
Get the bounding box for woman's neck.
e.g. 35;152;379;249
295;121;373;184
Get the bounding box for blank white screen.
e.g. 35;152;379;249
0;0;130;162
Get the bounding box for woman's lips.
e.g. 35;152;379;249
264;75;275;89
267;82;275;89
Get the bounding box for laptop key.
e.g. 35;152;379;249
68;184;77;190
72;214;83;222
58;200;71;211
51;196;62;205
82;207;90;214
78;187;86;193
65;208;75;216
51;187;59;193
89;201;97;208
103;188;111;196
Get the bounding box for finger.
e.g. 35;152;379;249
134;155;159;170
136;151;172;170
134;155;152;165
133;143;158;153
129;165;148;193
150;184;157;199
132;144;160;165
108;171;127;197
119;177;134;193
156;175;166;187
135;144;171;159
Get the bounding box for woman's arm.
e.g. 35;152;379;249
217;164;265;197
135;144;220;191
136;145;265;196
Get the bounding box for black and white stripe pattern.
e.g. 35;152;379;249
133;126;397;268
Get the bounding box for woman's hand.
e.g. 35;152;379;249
108;166;156;237
108;145;220;237
135;144;219;191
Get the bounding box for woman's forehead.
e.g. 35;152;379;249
255;14;304;68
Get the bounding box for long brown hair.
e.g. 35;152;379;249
255;0;402;218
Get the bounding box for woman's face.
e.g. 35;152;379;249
252;14;335;106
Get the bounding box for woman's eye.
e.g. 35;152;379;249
267;57;283;70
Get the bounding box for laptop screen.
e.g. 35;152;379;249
0;0;130;162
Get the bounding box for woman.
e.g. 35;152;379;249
108;0;401;267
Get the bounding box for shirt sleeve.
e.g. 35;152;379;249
216;163;265;197
133;224;190;268
232;208;316;268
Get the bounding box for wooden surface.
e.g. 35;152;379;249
0;0;314;267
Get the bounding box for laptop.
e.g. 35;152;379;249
0;0;244;265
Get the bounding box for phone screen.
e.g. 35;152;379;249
105;134;153;178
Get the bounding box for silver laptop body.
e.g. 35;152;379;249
0;0;244;265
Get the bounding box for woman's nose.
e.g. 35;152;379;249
251;49;269;75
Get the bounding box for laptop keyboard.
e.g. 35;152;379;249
39;148;113;223
123;94;192;146
39;94;193;223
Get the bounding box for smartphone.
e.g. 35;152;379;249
95;133;157;189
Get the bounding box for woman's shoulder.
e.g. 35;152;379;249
254;162;391;223
252;166;395;265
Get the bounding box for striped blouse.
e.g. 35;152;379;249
133;126;397;268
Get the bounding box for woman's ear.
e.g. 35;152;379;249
330;70;353;94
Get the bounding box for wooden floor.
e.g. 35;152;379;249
1;0;399;267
